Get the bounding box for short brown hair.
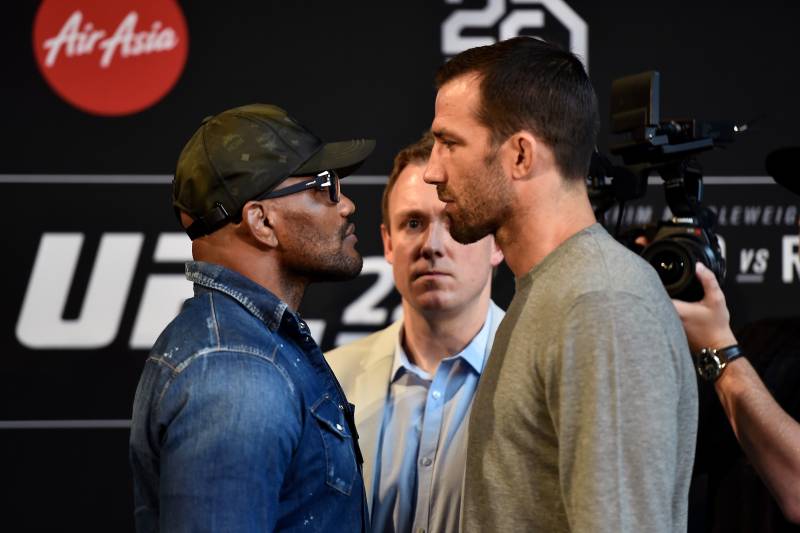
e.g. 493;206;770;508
436;37;599;181
381;132;434;230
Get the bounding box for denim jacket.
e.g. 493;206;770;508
130;261;366;532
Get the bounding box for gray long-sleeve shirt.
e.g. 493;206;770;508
462;223;698;532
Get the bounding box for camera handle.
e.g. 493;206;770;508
658;158;704;219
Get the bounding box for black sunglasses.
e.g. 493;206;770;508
256;170;340;204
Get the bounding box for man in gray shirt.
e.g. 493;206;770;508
423;37;698;532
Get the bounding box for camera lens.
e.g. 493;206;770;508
649;249;687;286
642;238;706;301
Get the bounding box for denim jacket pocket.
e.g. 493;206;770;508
310;394;357;496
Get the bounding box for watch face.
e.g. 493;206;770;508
697;352;722;381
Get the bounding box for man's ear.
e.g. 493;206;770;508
380;223;394;264
241;200;279;248
504;131;537;181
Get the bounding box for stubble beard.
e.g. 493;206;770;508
447;153;512;245
282;215;364;283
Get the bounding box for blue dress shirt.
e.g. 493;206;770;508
370;305;495;533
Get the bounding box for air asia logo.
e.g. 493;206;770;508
441;0;588;69
32;0;189;116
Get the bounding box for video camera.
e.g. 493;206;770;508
590;71;745;301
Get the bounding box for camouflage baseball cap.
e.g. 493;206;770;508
173;103;375;239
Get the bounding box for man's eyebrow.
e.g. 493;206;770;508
431;128;466;144
394;207;426;220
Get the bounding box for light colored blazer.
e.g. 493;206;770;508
325;301;505;511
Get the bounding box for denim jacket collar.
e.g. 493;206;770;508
185;261;290;332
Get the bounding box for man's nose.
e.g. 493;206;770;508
421;221;446;259
423;146;444;185
339;193;355;217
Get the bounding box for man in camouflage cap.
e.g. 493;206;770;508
129;104;375;532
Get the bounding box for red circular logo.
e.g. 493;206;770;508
32;0;189;117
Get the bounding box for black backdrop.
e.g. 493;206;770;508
2;1;799;530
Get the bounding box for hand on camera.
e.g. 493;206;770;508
672;262;738;353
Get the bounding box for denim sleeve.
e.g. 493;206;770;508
154;350;301;532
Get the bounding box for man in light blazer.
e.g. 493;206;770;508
326;133;504;533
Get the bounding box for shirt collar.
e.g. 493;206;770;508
185;260;290;332
391;304;494;382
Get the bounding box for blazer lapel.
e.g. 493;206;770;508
350;322;399;512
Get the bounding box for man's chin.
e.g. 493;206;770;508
334;253;364;280
410;291;454;313
443;208;489;244
308;252;363;282
449;220;491;245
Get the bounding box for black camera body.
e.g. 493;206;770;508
590;71;740;301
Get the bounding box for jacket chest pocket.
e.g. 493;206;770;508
310;394;357;496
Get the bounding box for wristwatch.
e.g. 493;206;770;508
694;344;743;381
